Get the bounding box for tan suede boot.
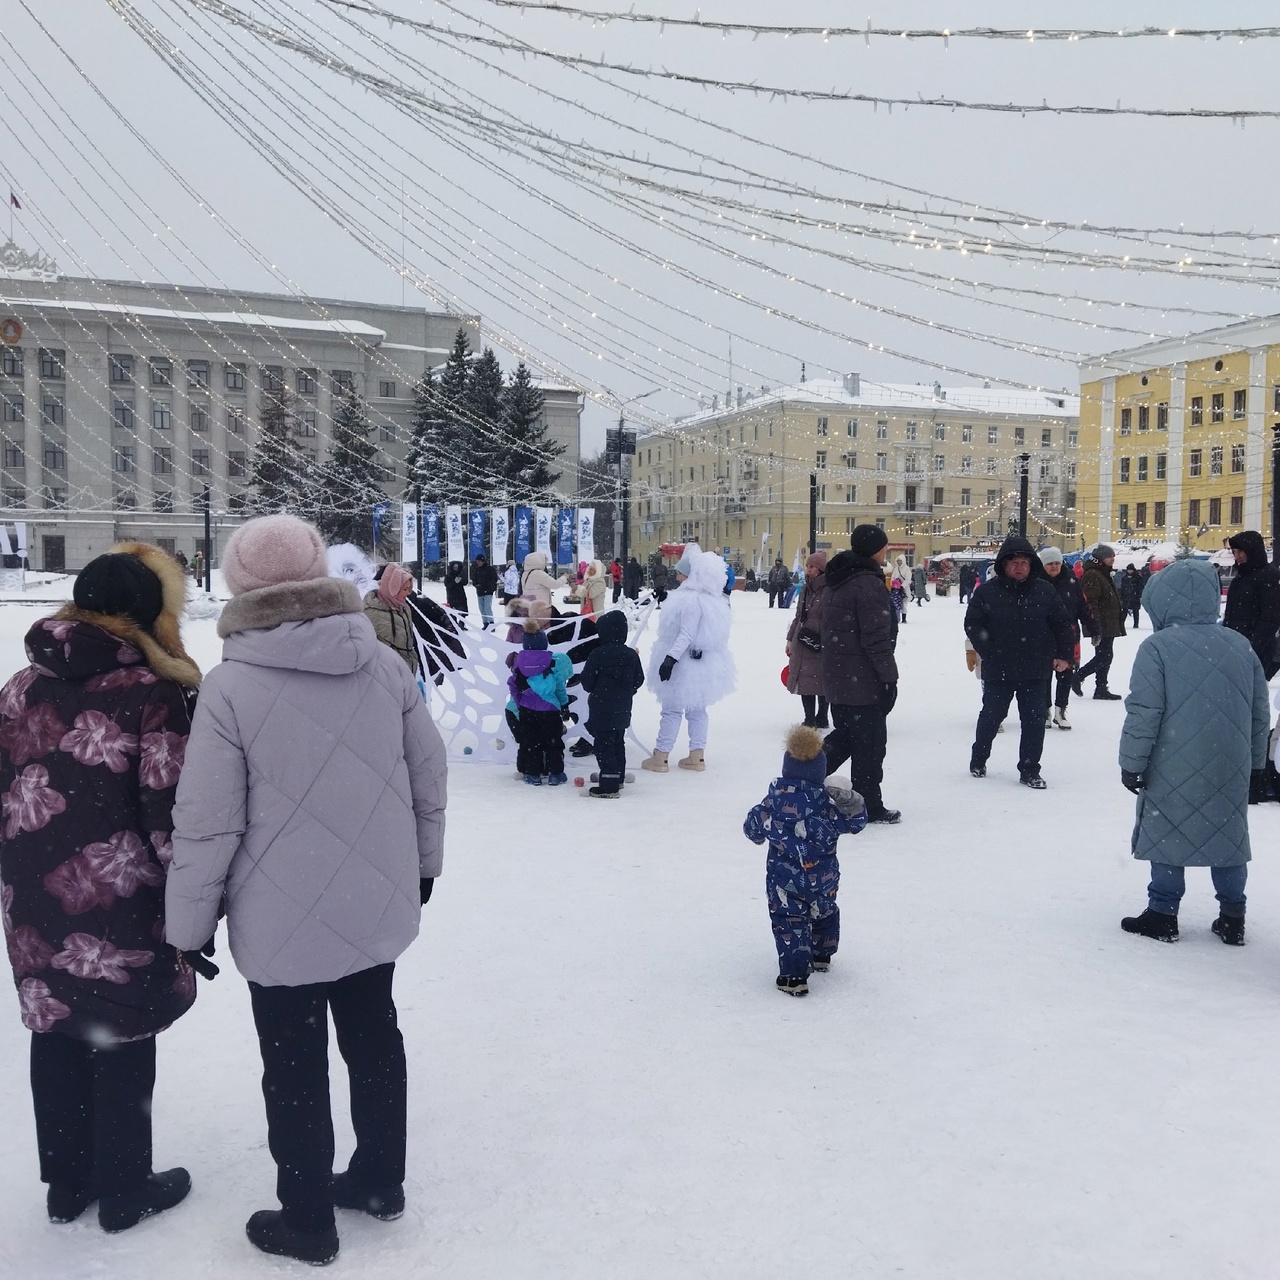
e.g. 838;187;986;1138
677;749;706;772
640;750;670;773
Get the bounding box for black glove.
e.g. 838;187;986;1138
514;671;530;692
420;877;434;905
182;935;219;981
658;655;677;682
560;704;573;723
880;682;898;713
1121;769;1144;794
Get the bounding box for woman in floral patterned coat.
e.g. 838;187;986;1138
0;542;203;1233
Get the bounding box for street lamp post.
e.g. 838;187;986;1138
604;387;661;566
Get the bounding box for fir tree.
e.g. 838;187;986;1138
313;388;387;549
466;346;507;502
404;366;443;507
249;387;313;516
501;362;562;502
432;328;474;506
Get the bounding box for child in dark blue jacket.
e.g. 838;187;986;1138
744;725;867;995
579;610;645;797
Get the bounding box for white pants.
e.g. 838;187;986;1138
656;707;709;753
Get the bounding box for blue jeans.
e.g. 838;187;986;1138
477;595;494;627
1148;862;1247;918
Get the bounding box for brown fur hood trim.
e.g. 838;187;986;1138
218;577;363;638
51;605;203;690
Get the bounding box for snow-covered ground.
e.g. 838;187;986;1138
1;585;1279;1279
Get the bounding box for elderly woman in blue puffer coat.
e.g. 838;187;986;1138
1118;558;1270;945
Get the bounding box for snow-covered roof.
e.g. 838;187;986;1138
670;378;1078;431
1080;313;1280;380
0;294;386;342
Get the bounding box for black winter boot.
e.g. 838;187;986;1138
246;1210;340;1265
99;1168;191;1233
1121;909;1179;942
775;975;809;997
1211;915;1246;946
333;1171;404;1221
1093;688;1122;701
47;1183;94;1224
811;955;832;972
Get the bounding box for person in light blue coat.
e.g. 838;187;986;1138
1118;557;1270;945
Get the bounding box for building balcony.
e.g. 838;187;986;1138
723;501;747;515
894;501;933;515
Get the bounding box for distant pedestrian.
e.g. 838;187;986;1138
911;563;928;606
623;556;643;600
766;557;789;608
1118;559;1269;946
1039;546;1093;730
471;554;498;630
786;552;829;728
444;561;468;614
1075;544;1125;700
1120;565;1145;630
499;562;520;605
579;610;644;797
1224;530;1280;679
610;558;623;604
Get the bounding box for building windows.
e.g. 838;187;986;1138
875;484;887;504
292;409;316;437
933;486;945;505
154;447;173;475
1119;457;1130;483
191;448;210;477
3;394;23;424
985;425;997;445
379;423;396;443
845;485;857;503
187;361;210;391
1067;429;1078;449
225;362;246;391
986;457;997;475
150;359;172;388
1154;501;1166;527
961;424;973;443
933;453;945;473
815;451;827;469
38;349;65;380
906;453;923;476
905;422;918;442
1156;453;1167;480
42;445;65;472
112;398;134;430
3;443;22;470
42;396;64;427
1039;460;1053;483
109;355;134;384
1208;496;1222;525
1066;491;1077;509
331;370;355;395
262;366;285;396
931;519;943;536
1014;427;1026;445
934;422;946;441
42;486;67;510
152;402;171;431
843;451;857;470
1118;503;1129;528
1156;402;1168;431
1190;396;1203;425
1042;427;1053;447
846;419;858;437
296;369;318;397
1231;444;1245;473
1137;456;1148;483
1230;496;1244;525
987;489;1000;506
153;489;173;514
1119;408;1132;436
1210;445;1223;477
112;489;136;512
876;452;887;471
985;521;997;537
226;408;245;435
1275;386;1280;414
816;416;828;436
1188;498;1201;526
1211;392;1224;423
113;446;135;473
1;347;22;377
1136;406;1148;433
961;521;972;538
903;518;914;536
1189;449;1202;478
876;420;888;440
961;488;972;507
1135;502;1147;529
189;406;209;433
1233;389;1247;420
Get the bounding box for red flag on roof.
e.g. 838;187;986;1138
8;194;19;210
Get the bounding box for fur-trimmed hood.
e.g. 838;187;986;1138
218;576;363;638
50;541;202;688
33;609;202;690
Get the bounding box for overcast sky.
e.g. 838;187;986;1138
3;0;1279;457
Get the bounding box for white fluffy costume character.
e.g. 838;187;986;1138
642;547;737;772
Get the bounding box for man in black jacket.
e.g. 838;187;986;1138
1224;530;1280;679
820;524;900;823
965;535;1074;789
472;554;499;630
766;558;790;608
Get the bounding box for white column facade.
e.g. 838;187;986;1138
1098;377;1116;542
1166;363;1186;536
1245;347;1268;528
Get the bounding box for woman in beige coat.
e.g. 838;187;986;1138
581;560;608;617
785;551;828;727
520;550;561;608
363;563;420;674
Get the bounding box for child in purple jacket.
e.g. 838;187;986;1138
509;623;571;785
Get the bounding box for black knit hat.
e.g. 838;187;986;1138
73;553;165;632
850;524;889;558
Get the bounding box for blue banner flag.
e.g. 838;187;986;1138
422;504;441;563
556;508;575;566
514;506;533;565
468;509;486;561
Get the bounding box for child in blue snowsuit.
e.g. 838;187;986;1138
508;622;572;784
579;610;645;798
743;725;867;996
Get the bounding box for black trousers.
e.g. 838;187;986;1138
515;708;565;777
972;679;1050;775
1127;605;1141;628
30;1031;156;1197
1077;636;1115;690
1053;666;1075;711
593;726;626;793
767;590;781;608
823;702;888;818
249;963;407;1234
800;694;829;727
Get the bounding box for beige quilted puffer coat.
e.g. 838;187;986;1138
165;577;447;986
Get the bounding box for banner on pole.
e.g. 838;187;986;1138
535;507;553;556
400;503;418;560
445;505;465;563
467;509;486;562
576;507;595;566
556;508;575;566
422;505;441;563
491;508;510;564
514;506;533;565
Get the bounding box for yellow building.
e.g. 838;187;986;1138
1079;319;1280;551
631;375;1080;568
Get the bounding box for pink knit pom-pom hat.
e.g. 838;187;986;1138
221;514;330;596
